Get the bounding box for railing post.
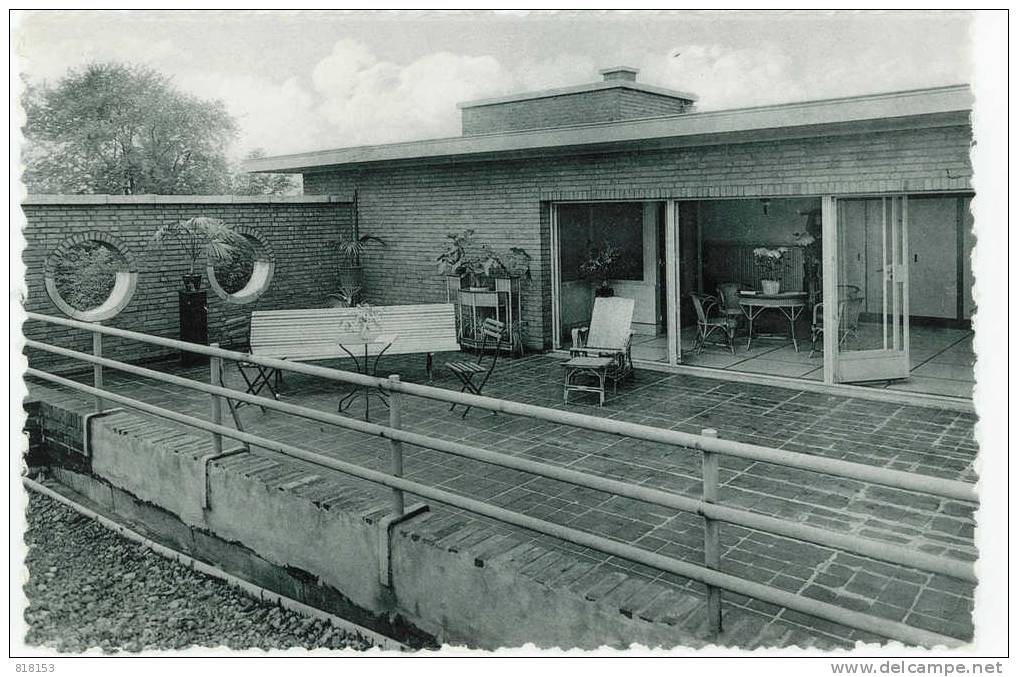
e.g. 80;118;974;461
92;330;104;413
209;343;223;456
388;374;405;517
701;427;722;636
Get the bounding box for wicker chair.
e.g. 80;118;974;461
690;293;738;355
810;295;864;357
716;282;746;331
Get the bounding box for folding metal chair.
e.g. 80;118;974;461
221;315;279;412
445;318;505;418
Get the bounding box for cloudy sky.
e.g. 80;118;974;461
12;10;977;159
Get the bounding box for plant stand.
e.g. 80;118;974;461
446;276;524;355
179;290;209;366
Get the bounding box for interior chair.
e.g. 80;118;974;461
716;282;746;330
220;315;279;411
809;295;865;358
690;293;737;355
446;317;506;418
569;296;635;385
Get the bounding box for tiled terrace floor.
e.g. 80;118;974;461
27;350;979;648
630;324;975;399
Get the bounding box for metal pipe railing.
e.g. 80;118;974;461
25;312;976;502
23;366;965;648
24;338;976;582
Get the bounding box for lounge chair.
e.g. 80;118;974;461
569;296;635;384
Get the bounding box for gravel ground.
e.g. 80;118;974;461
21;489;377;653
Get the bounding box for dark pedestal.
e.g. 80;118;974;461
179;290;208;366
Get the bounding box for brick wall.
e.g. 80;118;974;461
303;125;973;349
461;88;692;135
21;197;352;371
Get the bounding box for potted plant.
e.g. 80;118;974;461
333;234;386;301
579;241;624;297
753;246;789;295
148;216;248;365
341;303;383;341
499;246;532;284
436;229;501;290
149;216;248;291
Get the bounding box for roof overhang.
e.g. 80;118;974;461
245;85;972;175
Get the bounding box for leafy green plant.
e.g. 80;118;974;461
149;216;248;280
436;229;501;288
501;247;533;283
579;241;625;288
53;242;124;310
436;230;532;288
213;247;255;294
334;234;387;266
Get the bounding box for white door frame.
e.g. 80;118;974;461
665;199;680;365
550;205;562;349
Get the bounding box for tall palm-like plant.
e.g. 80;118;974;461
335;234;387;267
149;216;248;290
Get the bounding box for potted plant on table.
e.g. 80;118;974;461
753;246;789;295
579;241;624;297
341;303;383;341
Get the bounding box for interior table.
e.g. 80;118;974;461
336;333;398;420
737;291;808;352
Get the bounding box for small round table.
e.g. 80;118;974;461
336;333;398;420
737;292;808;352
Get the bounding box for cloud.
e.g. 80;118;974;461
311;40;507;146
178;72;324;157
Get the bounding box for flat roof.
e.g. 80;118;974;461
246;85;972;174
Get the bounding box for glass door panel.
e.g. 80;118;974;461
833;196;910;382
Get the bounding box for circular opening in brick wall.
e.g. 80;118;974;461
44;233;138;322
207;229;275;305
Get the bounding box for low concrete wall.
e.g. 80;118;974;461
26;391;706;649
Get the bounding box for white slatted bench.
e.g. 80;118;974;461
247;303;461;384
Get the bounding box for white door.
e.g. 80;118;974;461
828;195;911;383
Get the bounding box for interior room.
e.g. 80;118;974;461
556;195;975;399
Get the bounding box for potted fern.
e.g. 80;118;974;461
334;234;386;302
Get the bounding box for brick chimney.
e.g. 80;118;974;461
599;66;640;82
458;66;696;135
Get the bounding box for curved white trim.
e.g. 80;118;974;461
208;259;274;305
45;269;138;322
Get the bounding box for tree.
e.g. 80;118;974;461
230;148;301;196
22;62;237;195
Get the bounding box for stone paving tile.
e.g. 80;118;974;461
26;351;979;647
